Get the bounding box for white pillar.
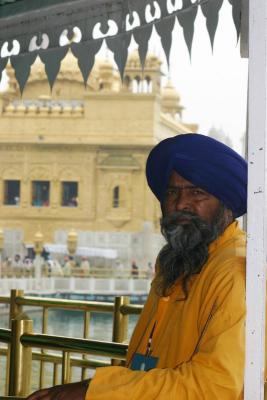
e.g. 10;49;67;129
34;254;42;281
244;0;267;398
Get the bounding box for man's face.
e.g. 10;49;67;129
163;171;223;226
158;171;232;297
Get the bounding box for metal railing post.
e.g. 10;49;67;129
120;298;130;344
9;290;24;327
112;296;129;366
62;351;71;384
112;296;129;343
6;289;24;394
53;363;60;386
39;307;48;388
81;311;91;380
8;314;33;396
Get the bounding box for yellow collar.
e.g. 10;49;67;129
208;220;239;254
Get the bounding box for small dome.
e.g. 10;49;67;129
5;62;16;82
5;62;18;93
146;53;158;61
98;59;114;77
98;58;116;91
161;81;182;117
128;49;140;62
161;81;180;102
126;50;161;70
24;52;83;84
145;53;162;68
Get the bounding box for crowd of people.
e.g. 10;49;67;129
1;253;154;279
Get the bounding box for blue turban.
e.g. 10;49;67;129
146;133;247;217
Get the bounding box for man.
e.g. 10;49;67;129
27;133;248;399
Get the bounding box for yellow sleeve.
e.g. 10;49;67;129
86;269;245;400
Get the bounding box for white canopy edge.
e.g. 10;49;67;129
26;243;118;259
45;244;118;259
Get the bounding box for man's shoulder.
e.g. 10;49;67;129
211;223;246;263
198;239;246;308
204;226;246;284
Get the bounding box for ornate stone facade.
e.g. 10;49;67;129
0;51;197;267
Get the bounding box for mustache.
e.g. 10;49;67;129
161;210;209;229
160;211;213;252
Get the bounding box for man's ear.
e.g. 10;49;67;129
225;208;234;225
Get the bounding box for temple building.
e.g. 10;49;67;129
0;50;197;268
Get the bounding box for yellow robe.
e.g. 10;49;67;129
87;221;246;399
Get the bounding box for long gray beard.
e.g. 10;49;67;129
157;206;227;298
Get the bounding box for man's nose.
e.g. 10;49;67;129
174;191;192;212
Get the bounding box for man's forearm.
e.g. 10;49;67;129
26;378;92;399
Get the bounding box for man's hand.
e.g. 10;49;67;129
26;379;90;400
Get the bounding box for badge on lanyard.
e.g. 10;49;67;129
131;353;159;371
130;322;158;371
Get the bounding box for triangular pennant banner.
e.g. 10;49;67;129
133;25;153;70
39;47;69;91
105;0;131;80
201;0;224;49
106;33;131;80
155;15;176;66
71;39;103;86
177;0;198;57
228;0;241;42
10;52;37;95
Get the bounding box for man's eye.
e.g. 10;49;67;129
166;189;178;197
192;189;206;196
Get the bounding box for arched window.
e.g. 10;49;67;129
113;186;120;208
145;76;152;93
142;79;148;93
123;75;131;89
132;76;141;93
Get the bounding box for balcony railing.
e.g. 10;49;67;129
0;266;151;279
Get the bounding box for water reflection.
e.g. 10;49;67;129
27;307;138;341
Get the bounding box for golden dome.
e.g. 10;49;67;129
5;62;15;81
27;52;83;83
161;81;182;116
98;58;114;76
5;62;17;90
128;49;140;62
97;58;116;91
161;81;180;101
126;49;141;69
145;53;162;69
126;50;161;70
